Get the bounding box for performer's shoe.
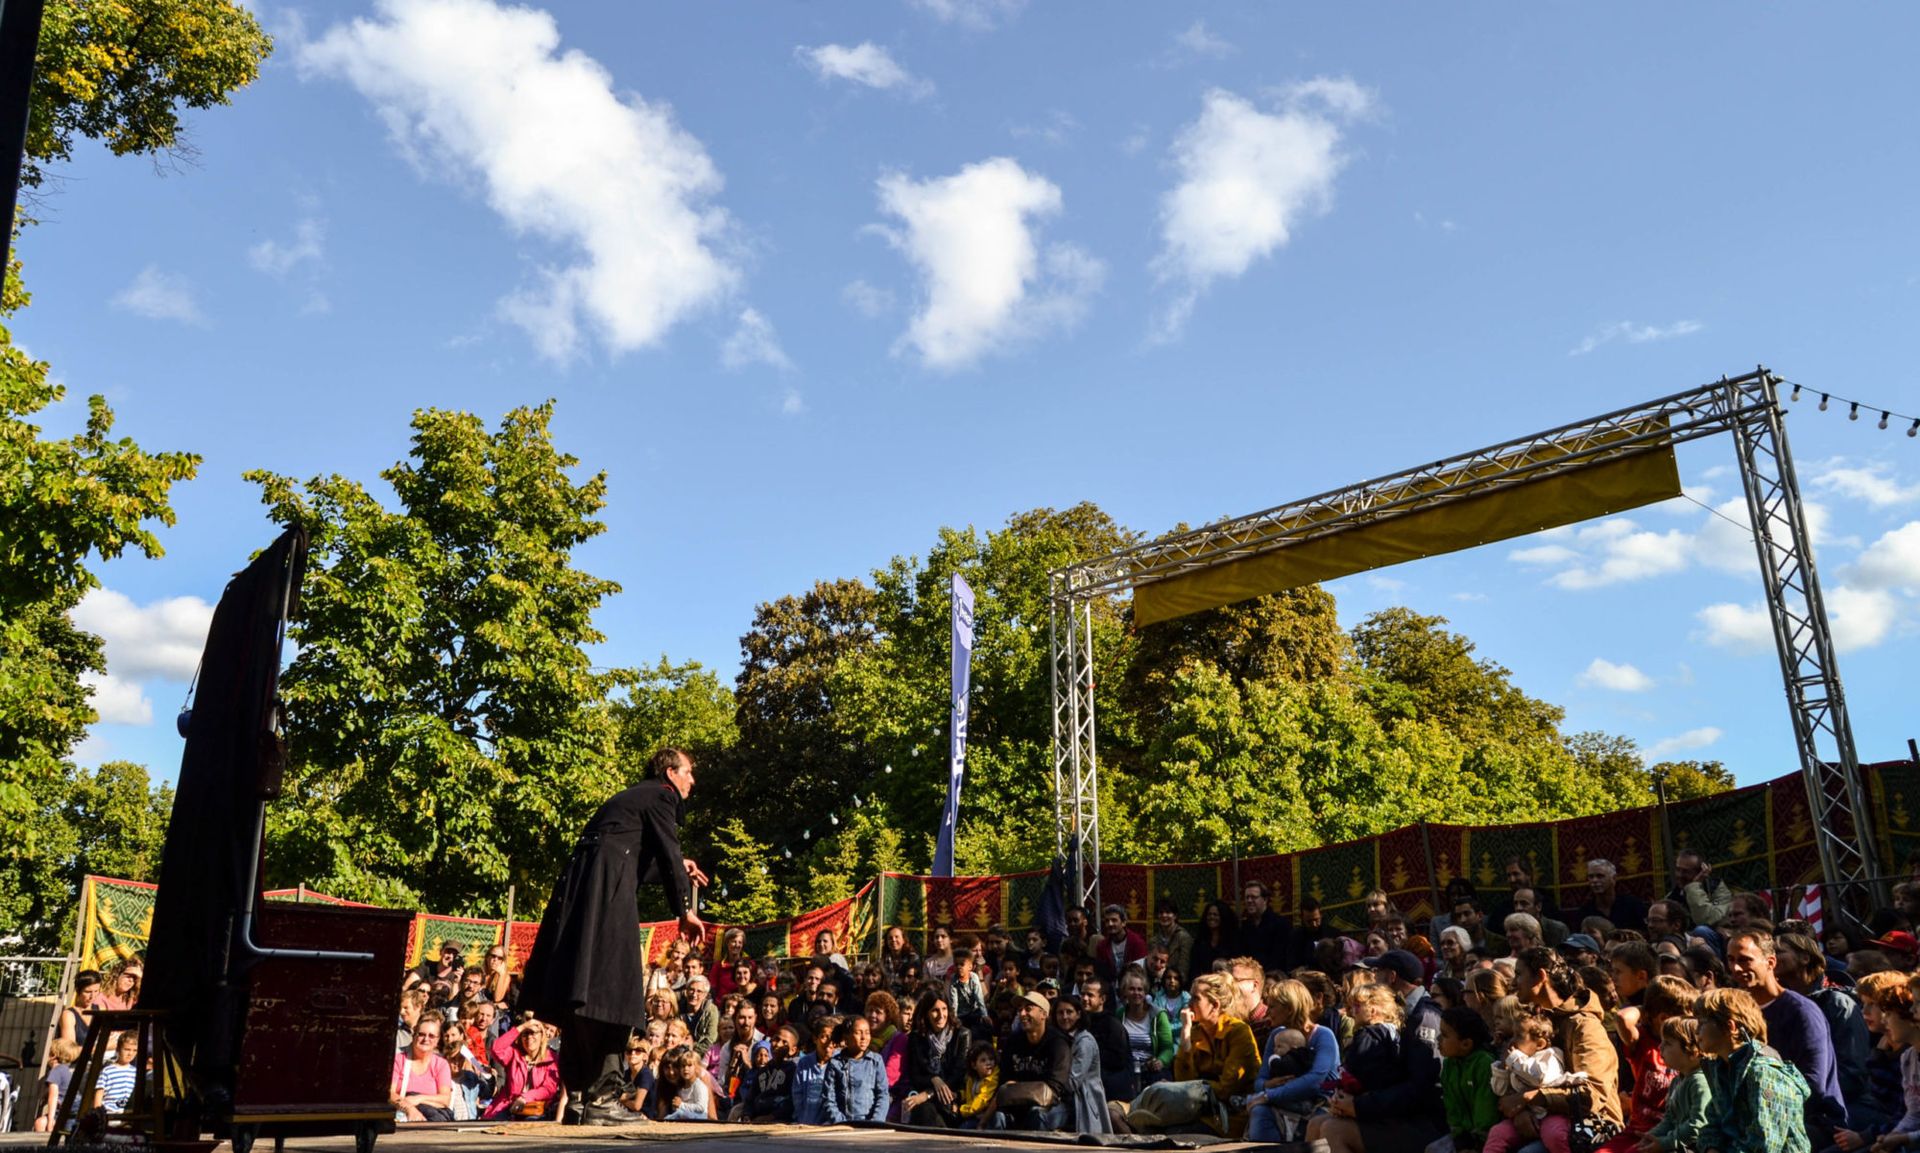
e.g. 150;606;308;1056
560;1105;586;1126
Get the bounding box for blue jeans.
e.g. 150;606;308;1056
986;1102;1068;1131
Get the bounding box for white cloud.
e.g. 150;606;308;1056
1010;109;1078;147
81;671;154;726
780;387;805;416
1365;574;1405;593
842;279;895;318
249;216;326;275
1173;20;1235;59
1510;543;1579;567
71;588;215;682
1578;658;1655;693
301;0;738;361
875;157;1103;369
1814;464;1920;507
720;308;794;371
1851;522;1920;592
910;0;1023;29
1548;522;1691;589
1152;81;1375;338
797;42;931;97
1827;585;1899;652
1646;726;1723;761
1569;319;1703;356
1696;601;1772;653
112;266;206;324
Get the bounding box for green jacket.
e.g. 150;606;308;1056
1703;1041;1810;1153
1649;1068;1711;1152
1442;1049;1499;1142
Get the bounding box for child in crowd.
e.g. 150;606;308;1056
439;1023;491;1120
1152;967;1188;1020
618;1035;658;1119
95;1030;141;1115
824;1016;890;1123
1433;1005;1499;1153
1482;1009;1585;1153
1834;972;1911;1151
1339;983;1407;1098
1639;1019;1711;1153
1864;974;1920;1152
954;1041;1002;1127
738;1024;800;1123
34;1038;81;1132
791;1015;840;1125
658;1045;715;1121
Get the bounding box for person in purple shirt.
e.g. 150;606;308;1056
1726;929;1847;1146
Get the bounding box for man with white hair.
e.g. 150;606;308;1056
1571;857;1648;935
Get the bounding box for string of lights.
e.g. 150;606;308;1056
1782;380;1920;438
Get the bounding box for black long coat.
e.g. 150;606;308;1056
518;778;689;1028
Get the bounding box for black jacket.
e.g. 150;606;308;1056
1236;910;1294;973
1001;1025;1074;1101
519;778;689;1027
907;1027;973;1092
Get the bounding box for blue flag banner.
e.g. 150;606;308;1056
934;573;975;877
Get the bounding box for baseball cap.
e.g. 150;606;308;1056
1362;949;1423;984
1021;990;1052;1013
1558;933;1602;954
1873;930;1919;956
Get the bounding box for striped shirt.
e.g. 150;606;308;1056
99;1061;139;1112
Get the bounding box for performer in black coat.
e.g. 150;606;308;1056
519;746;709;1120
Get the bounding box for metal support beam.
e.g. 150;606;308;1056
1046;367;1878;912
1728;370;1879;911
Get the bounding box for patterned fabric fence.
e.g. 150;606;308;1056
75;759;1908;970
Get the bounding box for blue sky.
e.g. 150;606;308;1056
20;1;1920;788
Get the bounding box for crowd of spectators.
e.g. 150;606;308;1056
41;849;1920;1149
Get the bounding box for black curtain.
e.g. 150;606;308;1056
139;527;305;1100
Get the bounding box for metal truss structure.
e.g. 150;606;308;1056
1049;368;1877;916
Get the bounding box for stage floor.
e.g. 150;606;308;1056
0;1121;1253;1153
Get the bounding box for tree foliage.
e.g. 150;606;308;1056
26;0;272;190
249;403;626;916
0;257;196;945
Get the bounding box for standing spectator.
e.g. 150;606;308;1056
1573;860;1649;936
1238;882;1294;974
881;926;922;991
1726;930;1846;1147
1776;930;1870;1128
1695;987;1811;1153
1079;978;1136;1104
1153;901;1195;980
899;991;971;1126
1292;899;1340;970
1095;905;1150;981
824;1016;890;1123
1191;900;1240;981
791;1015;840;1125
988;991;1073;1131
390;1016;454;1122
1118;969;1177;1091
1667;851;1732;930
683;977;721;1055
1513;890;1571;948
925;927;958;985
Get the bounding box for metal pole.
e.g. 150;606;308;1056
1083;599;1101;918
0;0;48;272
503;884;516;945
296;883;305;904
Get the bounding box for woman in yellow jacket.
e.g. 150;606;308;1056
1173;972;1260;1135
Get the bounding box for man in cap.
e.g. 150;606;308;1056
1557;933;1603;968
1363;949;1441;1058
987;990;1071;1131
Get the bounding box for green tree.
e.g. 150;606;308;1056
247;402;625;915
697;816;784;925
26;0;272;192
614;657;738;758
0;258;197;945
0;759;172;951
1351;607;1563;741
1649;759;1736;802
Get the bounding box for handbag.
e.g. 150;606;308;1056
997;1080;1056;1111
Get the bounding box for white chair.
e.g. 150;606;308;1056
0;1069;17;1133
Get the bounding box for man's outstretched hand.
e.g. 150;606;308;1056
684;857;711;887
680;911;707;947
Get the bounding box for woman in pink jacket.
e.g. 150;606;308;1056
484;1019;564;1121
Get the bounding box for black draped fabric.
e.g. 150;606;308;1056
517;778;689;1030
138;527;306;1098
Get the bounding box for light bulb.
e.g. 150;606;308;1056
1849;402;1860;421
830;813;840;826
1881;411;1892;430
1909;420;1919;438
803;828;812;840
1820;394;1830;411
1790;384;1802;402
884;764;893;773
783;847;792;859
